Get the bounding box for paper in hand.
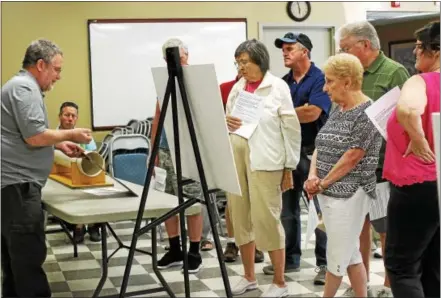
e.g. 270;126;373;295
304;201;319;249
365;87;401;140
230;90;265;139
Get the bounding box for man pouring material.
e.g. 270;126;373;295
1;39;92;297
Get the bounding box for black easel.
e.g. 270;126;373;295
117;47;233;298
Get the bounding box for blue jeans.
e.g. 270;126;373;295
281;152;327;268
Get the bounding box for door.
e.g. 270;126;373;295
259;24;335;78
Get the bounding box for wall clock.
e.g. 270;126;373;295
287;2;311;22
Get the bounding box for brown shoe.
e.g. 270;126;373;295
224;242;239;262
255;249;264;263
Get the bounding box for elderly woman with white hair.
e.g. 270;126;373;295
226;39;301;297
304;53;382;297
336;20;409;298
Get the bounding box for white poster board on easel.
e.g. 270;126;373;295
151;64;241;196
433;113;440;200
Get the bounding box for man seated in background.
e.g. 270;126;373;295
57;101;101;243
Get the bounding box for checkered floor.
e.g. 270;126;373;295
44;208;387;297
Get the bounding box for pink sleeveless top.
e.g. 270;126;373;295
383;72;440;186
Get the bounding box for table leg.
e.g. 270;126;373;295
58;219;78;258
93;223;108;298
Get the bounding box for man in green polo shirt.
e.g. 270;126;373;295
337;21;409;298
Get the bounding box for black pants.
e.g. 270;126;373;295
1;183;51;298
281;152;327;268
385;181;440;298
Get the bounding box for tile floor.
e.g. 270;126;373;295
44;209;387;297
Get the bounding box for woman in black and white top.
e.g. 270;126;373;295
304;53;382;297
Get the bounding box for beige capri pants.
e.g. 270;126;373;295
226;134;285;252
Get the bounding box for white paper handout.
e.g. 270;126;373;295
304;201;319;249
82;187;127;196
230;90;265;139
365;86;401;140
154;167;167;192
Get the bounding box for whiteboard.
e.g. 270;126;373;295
88;19;247;129
259;24;335;78
152;64;241;196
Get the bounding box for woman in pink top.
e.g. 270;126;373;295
383;21;440;298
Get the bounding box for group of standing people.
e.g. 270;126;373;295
224;20;440;298
0;19;439;298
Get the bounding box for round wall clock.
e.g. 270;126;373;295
287;2;311;22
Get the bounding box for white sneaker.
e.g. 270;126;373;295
261;284;289;298
231;277;258;296
377;287;393;297
342;285;374;297
342;287;355;297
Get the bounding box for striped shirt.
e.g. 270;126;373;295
315;101;382;199
362;51;410;182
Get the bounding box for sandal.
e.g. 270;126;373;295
200;239;214;251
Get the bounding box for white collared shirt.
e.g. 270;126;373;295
226;71;302;171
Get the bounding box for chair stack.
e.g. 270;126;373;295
97;118;153;170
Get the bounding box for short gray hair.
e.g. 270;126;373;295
296;42;311;59
22;39;63;69
162;38;188;59
234;39;270;74
337;21;381;50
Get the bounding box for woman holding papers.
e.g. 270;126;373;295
304;53;382;297
225;39;301;298
383;21;440;298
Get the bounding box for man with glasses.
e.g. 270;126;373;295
1;39;92;297
336;21;409;298
57;101;101;243
150;38;204;274
265;32;330;285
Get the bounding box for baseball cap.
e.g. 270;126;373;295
275;32;313;51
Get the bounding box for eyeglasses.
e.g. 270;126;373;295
338;40;364;53
234;60;251;69
415;43;424;49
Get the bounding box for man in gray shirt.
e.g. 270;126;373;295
1;39;92;297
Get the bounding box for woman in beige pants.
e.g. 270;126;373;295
225;39;301;298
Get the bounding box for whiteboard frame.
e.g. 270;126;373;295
87;18;248;131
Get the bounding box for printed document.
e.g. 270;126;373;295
304;201;319;249
365;86;401;140
230;91;265;139
82;187;127;196
153;167;167;192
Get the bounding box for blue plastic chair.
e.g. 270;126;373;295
108;134;150;185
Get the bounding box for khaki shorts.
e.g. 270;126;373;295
226;134;285;252
158;147;201;216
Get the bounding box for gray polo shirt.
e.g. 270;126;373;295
1;70;54;188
